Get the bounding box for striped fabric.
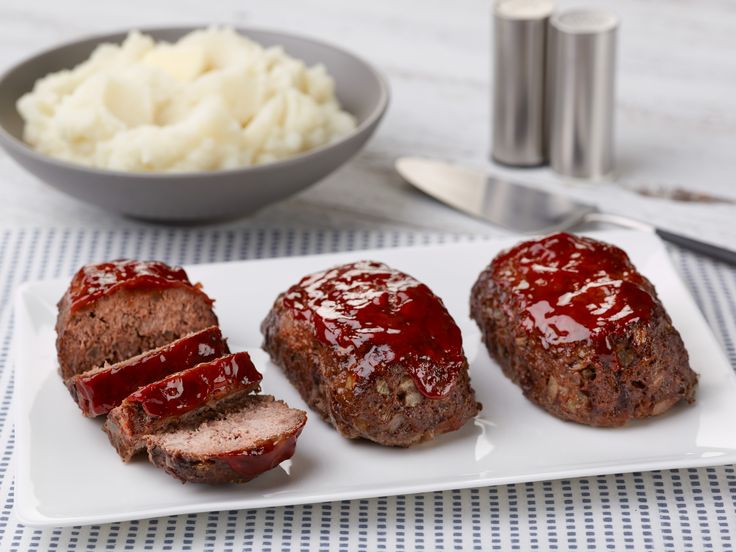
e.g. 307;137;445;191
0;227;734;551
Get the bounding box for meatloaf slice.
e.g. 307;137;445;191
104;352;262;462
66;326;228;417
56;259;218;380
470;232;697;427
261;260;480;447
146;395;307;484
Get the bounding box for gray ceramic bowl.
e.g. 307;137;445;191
0;27;389;221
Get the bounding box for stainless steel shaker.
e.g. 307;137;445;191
492;0;555;167
492;3;619;179
547;9;619;179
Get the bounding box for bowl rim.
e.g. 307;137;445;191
0;25;390;180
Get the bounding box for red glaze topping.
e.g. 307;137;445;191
67;259;212;312
218;423;305;481
128;352;263;418
492;233;655;358
70;326;228;417
280;261;465;398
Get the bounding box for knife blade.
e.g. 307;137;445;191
395;157;595;234
395;156;736;266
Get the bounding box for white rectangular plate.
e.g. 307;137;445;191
13;231;736;527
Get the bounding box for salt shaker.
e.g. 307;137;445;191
491;0;555;167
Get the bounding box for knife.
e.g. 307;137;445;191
396;157;736;266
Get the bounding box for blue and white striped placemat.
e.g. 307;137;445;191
0;227;734;551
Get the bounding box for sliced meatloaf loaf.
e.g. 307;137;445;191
146;394;307;484
66;326;228;417
104;351;262;461
56;259;218;380
262;260;480;446
470;232;697;427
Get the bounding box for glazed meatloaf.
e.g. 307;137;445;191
66;326;228;417
104;352;263;461
146;395;307;484
56;259;219;380
262;260;480;446
470;232;697;427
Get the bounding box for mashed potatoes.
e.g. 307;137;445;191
17;27;357;172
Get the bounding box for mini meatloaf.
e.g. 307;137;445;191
104;352;263;462
146;395;307;484
470;232;697;427
261;260;480;446
56;259;219;380
66;326;229;417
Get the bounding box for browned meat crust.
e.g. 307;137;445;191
470;233;697;427
261;261;480;446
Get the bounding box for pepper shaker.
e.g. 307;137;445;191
547;9;619;179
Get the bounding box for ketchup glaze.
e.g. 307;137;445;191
67;259;211;312
280;261;465;398
71;326;228;417
218;424;306;481
492;233;655;355
129;352;262;418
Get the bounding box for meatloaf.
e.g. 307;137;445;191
261;260;480;446
470;232;697;427
104;351;263;461
56;259;218;380
146;394;307;484
66;326;228;417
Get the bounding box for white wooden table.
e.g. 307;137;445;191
1;0;735;245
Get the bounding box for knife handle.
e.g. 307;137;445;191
654;228;736;266
584;212;736;266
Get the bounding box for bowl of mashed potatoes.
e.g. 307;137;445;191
0;27;389;221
